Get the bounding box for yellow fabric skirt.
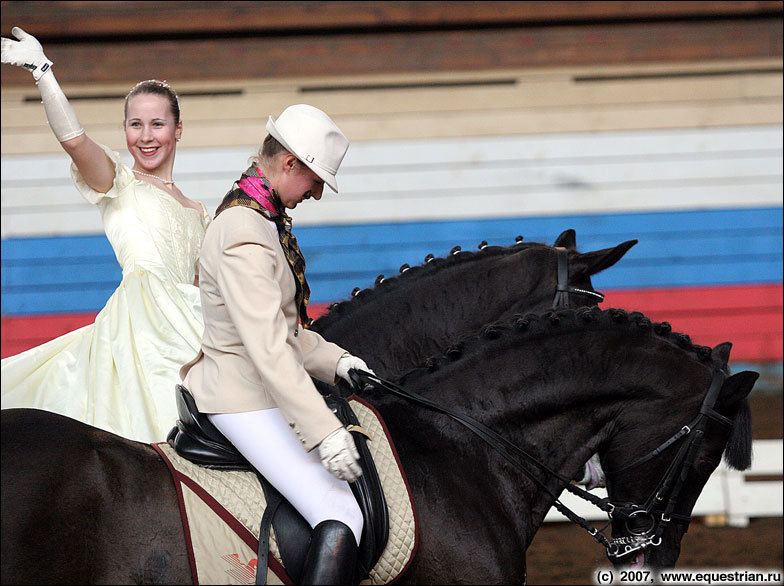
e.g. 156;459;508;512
1;267;203;443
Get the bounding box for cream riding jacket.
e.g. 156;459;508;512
180;206;345;450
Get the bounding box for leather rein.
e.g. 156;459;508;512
346;248;731;559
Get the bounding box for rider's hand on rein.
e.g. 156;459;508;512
336;354;375;388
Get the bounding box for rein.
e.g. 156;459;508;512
348;369;617;551
347;366;730;560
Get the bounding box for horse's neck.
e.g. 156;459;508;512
316;247;551;377
366;383;603;552
375;324;701;546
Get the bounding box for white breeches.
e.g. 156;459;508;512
209;408;364;545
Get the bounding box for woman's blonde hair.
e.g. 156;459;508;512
124;79;181;124
249;134;289;166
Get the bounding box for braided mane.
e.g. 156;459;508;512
403;307;717;377
311;239;545;332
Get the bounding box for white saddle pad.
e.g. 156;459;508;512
155;397;417;585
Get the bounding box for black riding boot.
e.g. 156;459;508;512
299;520;358;585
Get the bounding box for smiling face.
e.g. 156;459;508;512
274;155;325;209
124;93;182;175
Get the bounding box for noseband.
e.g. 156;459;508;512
552;247;605;308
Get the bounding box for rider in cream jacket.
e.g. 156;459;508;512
179;203;346;450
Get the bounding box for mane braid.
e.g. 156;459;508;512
398;307;718;384
311;240;543;332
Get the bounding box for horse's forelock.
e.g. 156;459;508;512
723;398;753;470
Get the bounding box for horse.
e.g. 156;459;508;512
1;307;756;584
311;229;637;380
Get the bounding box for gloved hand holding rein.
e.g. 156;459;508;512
336;353;375;388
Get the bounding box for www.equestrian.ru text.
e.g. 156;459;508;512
595;568;782;585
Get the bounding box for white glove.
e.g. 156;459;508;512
318;427;363;482
336;354;374;387
1;27;53;81
1;27;83;142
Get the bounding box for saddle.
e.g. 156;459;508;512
167;384;389;585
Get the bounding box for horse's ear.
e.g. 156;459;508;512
711;342;733;365
576;239;638;276
719;371;758;409
554;229;576;249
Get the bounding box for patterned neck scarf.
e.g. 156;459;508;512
215;166;311;327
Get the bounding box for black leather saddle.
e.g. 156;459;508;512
167;384;389;585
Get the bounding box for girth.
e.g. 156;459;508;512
167;384;389;585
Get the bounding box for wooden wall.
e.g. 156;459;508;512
3;58;782;156
1;1;781;87
3;1;781;156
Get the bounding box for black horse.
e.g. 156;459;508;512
312;229;636;379
1;308;756;584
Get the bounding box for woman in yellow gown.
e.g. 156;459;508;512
1;28;210;443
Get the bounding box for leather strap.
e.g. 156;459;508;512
553;247;571;308
552;247;605;308
256;474;284;585
348;369;618;550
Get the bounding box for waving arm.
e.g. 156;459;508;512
2;27;114;192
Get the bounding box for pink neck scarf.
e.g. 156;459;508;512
237;171;280;216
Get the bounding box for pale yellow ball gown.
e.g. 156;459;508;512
1;145;210;443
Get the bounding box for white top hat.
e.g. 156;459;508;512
266;104;349;193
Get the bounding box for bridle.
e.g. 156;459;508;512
547;245;729;556
600;368;732;559
552;247;605;308
346;365;731;561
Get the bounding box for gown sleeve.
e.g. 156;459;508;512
70;143;136;205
